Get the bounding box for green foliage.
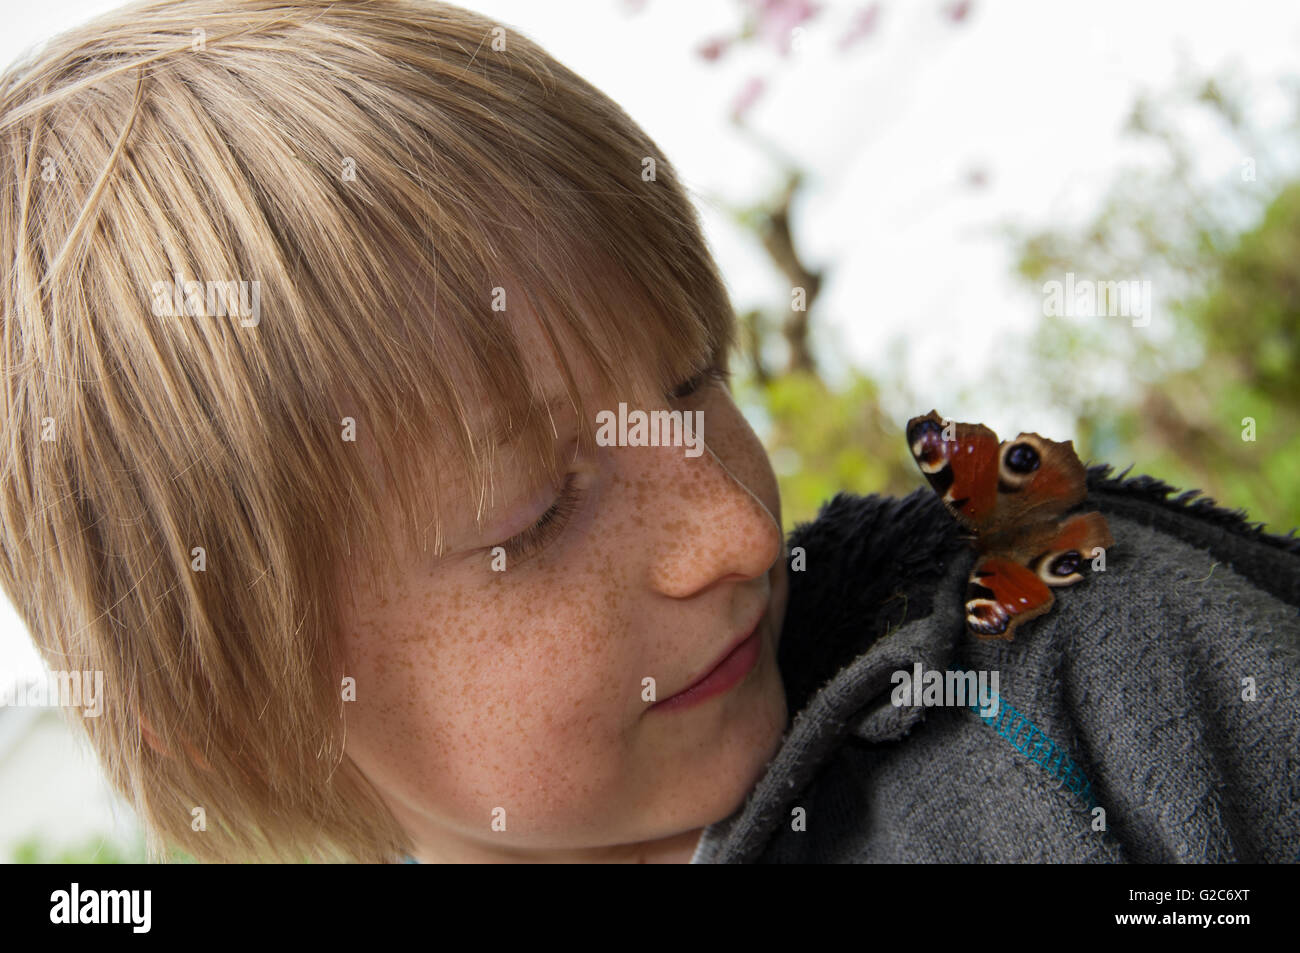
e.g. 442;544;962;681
7;832;197;864
1011;72;1300;535
1200;183;1300;408
735;368;919;532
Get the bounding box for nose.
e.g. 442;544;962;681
640;439;783;599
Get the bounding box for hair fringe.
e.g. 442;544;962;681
0;0;737;863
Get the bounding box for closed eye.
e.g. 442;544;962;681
493;471;585;563
490;360;726;565
669;362;730;400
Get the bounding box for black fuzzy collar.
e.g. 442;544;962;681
776;465;1300;718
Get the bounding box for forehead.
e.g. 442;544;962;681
351;261;700;552
437;286;605;457
485;301;591;445
430;308;602;534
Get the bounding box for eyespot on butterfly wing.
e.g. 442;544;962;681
906;410;1000;533
907;410;1115;641
963;513;1115;640
906;409;1089;536
965;556;1054;641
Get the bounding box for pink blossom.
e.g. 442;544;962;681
697;35;732;62
747;0;822;55
944;0;973;23
731;75;766;121
838;3;881;52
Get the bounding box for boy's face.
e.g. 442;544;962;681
336;307;788;863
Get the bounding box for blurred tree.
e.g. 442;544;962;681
625;0;976;529
628;4;1300;535
1011;68;1300;535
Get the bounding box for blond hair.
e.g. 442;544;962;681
0;0;735;862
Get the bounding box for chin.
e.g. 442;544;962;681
690;657;789;827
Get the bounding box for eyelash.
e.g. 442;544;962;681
496;361;727;562
498;471;586;562
671;361;730;399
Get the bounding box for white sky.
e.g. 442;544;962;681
2;0;1299;682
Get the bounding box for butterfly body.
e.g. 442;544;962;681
906;409;1114;641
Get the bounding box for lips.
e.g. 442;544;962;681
649;604;766;713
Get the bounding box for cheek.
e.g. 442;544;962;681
340;557;640;831
708;396;781;517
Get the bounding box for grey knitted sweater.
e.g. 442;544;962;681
691;465;1300;863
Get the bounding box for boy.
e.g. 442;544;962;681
0;0;1295;864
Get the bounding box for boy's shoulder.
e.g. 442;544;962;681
696;466;1300;863
778;463;1300;714
1084;463;1300;604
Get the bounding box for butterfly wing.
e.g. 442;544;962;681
963;512;1115;640
906;410;1001;534
965;556;1054;641
907;409;1089;536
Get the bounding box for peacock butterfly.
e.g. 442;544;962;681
906;409;1114;641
